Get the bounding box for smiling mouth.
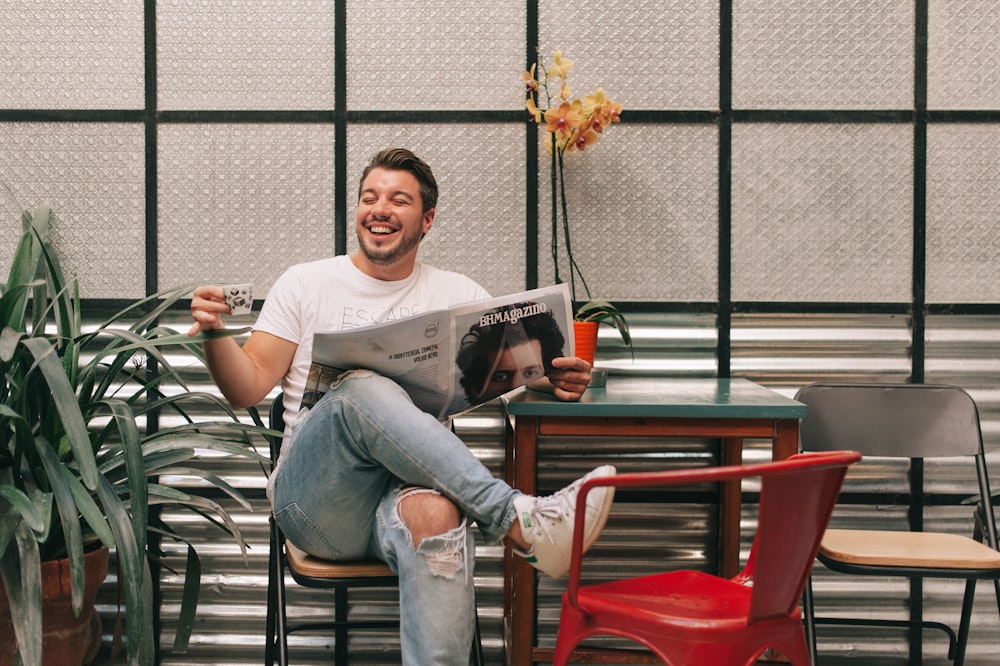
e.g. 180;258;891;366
366;223;398;236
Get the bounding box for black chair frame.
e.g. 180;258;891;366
797;382;1000;666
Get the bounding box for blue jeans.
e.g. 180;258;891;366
270;370;520;665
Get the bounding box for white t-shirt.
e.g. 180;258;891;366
254;255;491;430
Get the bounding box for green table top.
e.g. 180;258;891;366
503;376;806;419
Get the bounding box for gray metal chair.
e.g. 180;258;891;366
264;393;483;666
796;382;1000;665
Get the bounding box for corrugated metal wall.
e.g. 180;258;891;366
92;312;999;666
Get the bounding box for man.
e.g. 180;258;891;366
188;148;615;665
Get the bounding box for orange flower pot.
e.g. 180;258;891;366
573;320;599;366
0;546;109;666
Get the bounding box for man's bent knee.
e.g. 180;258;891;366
397;487;461;546
395;488;468;578
396;486;469;578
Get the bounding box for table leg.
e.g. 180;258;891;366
502;419;515;664
719;437;743;579
719;421;798;578
507;416;539;666
773;419;799;461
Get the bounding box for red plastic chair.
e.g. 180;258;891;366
553;450;862;666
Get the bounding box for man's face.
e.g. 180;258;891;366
355;167;433;268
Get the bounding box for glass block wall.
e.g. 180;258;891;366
3;1;998;361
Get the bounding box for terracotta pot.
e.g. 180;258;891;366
573;320;600;366
0;546;109;666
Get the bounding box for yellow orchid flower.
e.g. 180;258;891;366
522;64;538;92
525;50;622;153
521;49;627;311
587;103;622;134
582;88;608;117
587;114;606;134
601;100;622;123
525;96;543;124
544;100;584;139
568;127;598;152
547;50;574;80
602;99;623;124
568;99;586;128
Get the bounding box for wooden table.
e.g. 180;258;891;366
502;376;807;665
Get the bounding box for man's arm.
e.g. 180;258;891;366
188;285;295;409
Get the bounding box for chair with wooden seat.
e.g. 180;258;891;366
796;382;1000;666
553;450;861;666
263;393;484;666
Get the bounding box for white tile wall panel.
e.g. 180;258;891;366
157;0;337;111
0;122;146;299
733;0;913;110
539;0;720;111
346;0;524;111
157;123;336;296
928;0;1000;110
536;124;719;303
926;125;1000;304
0;2;144;109
732;123;913;302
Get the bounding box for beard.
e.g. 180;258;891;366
356;223;423;266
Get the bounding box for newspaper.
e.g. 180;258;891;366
301;283;574;420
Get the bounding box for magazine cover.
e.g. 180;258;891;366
302;283;574;419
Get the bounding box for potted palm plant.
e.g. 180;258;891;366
523;50;632;365
0;204;271;665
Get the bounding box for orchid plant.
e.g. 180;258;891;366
523;50;630;347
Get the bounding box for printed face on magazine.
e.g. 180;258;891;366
480;339;545;400
355;168;434;272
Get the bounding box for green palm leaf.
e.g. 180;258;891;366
1;205;265;664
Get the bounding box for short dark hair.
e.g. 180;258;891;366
358;148;438;213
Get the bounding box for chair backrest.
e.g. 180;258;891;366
268;392;285;464
746;451;861;622
796;383;983;459
567;451;860;623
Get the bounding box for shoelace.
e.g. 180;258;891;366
526;479;582;543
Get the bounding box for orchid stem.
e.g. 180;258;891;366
550;138;561;288
556;147;591;304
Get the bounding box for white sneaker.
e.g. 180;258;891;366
512;465;616;578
